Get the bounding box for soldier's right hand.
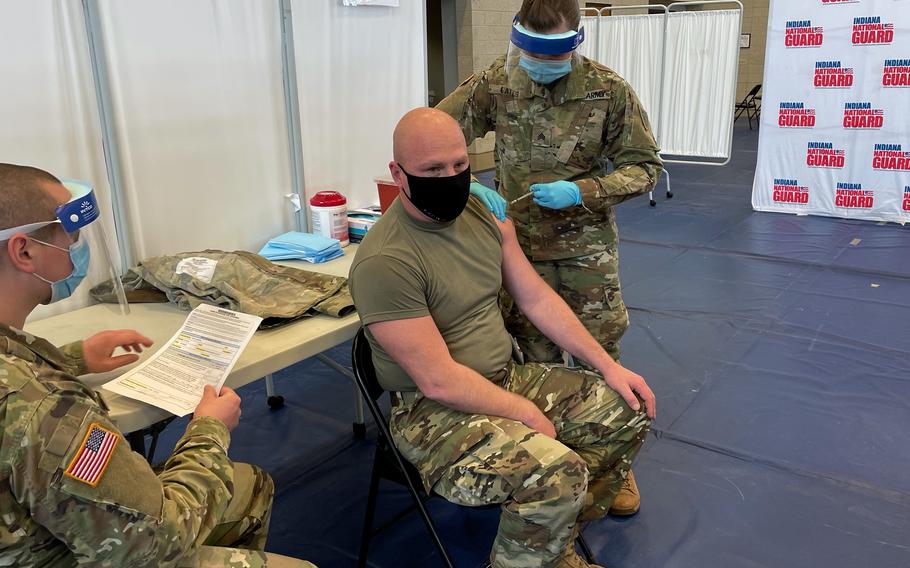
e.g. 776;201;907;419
194;385;242;431
521;402;557;438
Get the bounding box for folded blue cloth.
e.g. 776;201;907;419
269;231;340;254
258;231;343;264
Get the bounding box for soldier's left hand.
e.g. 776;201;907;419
83;330;154;373
530;180;581;210
600;363;656;419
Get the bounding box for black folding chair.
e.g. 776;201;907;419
734;83;762;130
351;327;597;568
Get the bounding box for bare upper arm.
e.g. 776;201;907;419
494;217;546;307
367;316;455;393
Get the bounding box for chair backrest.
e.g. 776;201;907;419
352;327;385;403
746;83;761;99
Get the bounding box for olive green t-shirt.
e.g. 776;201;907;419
348;196;513;392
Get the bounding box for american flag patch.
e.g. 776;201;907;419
64;423;119;486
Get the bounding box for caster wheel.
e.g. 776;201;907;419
649;199;657;207
353;422;367;439
667;191;674;199
267;395;285;410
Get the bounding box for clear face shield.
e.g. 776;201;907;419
504;16;585;89
0;179;129;314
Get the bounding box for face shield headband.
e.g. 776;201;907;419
510;17;585;55
0;180;100;242
0;179;130;314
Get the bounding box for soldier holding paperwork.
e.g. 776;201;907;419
0;163;313;567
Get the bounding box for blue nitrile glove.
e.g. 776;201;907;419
470;181;507;221
530;180;581;210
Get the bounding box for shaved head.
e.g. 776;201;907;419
388;108;472;222
0;164;63;242
392;107;467;171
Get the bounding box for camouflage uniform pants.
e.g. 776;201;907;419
181;463;317;568
390;362;650;568
503;250;628;367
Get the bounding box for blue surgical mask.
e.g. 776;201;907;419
519;54;573;84
31;236;91;303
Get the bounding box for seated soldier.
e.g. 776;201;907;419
0;163;314;567
349;109;656;568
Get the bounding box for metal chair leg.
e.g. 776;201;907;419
577;531;596;563
265;374;284;409
357;448;383;568
401;471;456;568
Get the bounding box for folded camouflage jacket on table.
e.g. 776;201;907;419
91;250;355;328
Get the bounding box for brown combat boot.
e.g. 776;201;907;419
608;469;640;516
557;526;605;568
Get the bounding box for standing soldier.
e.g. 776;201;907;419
437;0;662;516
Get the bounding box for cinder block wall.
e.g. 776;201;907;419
736;0;768;101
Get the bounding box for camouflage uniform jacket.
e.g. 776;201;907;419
0;324;236;567
437;55;663;261
91;250;355;328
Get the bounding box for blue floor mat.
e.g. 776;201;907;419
147;123;910;567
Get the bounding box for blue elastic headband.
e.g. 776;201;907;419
511;18;584;55
58;180;100;233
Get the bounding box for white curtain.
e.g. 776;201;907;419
659;10;740;158
0;1;123;320
4;0;429;321
291;0;427;209
98;0;295;260
578;14;665;141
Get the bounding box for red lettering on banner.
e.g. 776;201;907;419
883;72;910;87
835;194;873;208
786;34;823;47
872;156;910;170
903;197;910;211
814;74;854;87
773;190;810;204
835;188;874;209
843;115;884;128
780;115;816;127
807;154;845;168
852;30;893;45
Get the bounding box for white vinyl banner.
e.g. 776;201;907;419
752;0;910;223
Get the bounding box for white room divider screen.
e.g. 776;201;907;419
579;3;742;164
578;11;666;142
660;8;741;160
290;0;427;211
97;0;295;260
0;2;125;319
0;0;428;318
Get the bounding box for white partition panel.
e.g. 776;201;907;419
659;9;741;159
0;1;122;319
98;0;294;259
579;13;665;141
291;1;427;209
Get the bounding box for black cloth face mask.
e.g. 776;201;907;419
398;164;471;222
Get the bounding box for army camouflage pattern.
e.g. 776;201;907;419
502;249;628;366
436;55;663;262
91;250;354;328
0;324;314;567
390;361;650;568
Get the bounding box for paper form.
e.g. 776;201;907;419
103;304;262;416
